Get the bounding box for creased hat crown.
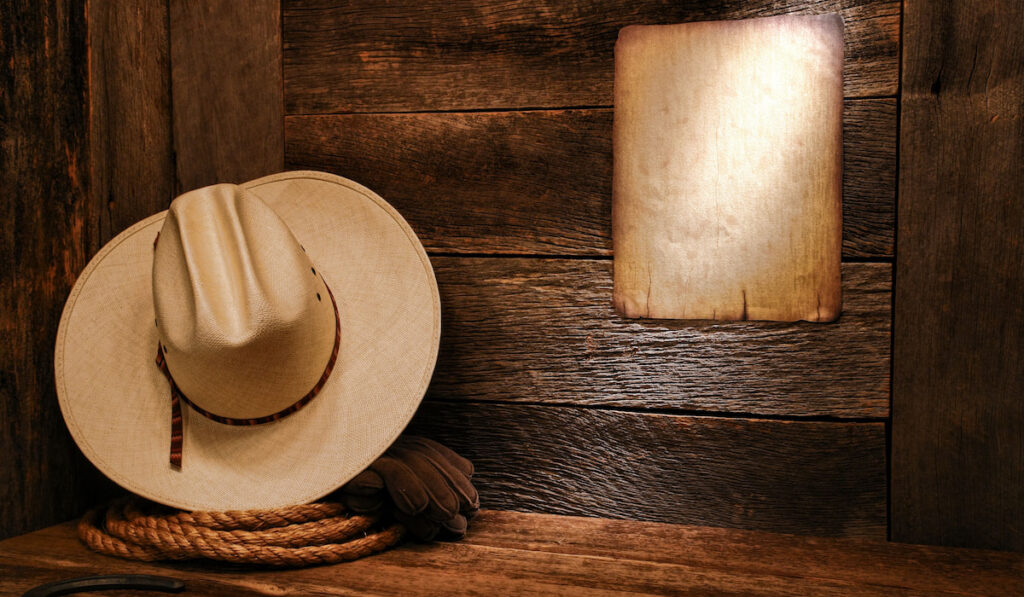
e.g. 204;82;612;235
152;184;337;419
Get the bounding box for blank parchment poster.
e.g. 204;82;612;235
612;15;843;322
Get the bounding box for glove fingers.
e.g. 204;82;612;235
440;462;479;511
400;436;474;477
341;469;385;496
402;441;479;511
388;446;460;521
394;511;441;543
369;455;430;516
439;514;468;541
429;456;480;511
343;493;383;514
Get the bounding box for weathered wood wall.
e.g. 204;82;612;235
0;0;900;540
169;0;283;191
0;0;118;541
283;0;899;538
6;0;1021;551
0;0;283;540
892;0;1024;551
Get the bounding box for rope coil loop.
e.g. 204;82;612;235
78;497;405;567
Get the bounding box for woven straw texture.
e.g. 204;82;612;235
55;171;441;511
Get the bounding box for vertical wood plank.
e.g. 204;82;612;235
169;0;283;192
0;0;111;540
892;0;1024;551
89;0;175;246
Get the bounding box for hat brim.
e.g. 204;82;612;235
55;171;440;511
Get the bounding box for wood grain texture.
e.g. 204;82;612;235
468;511;1024;596
407;402;886;537
88;0;175;247
0;0;903;551
0;0;118;542
283;0;900;113
6;512;1022;596
286;99;896;258
427;259;890;418
892;1;1024;551
843;98;896;257
169;0;284;192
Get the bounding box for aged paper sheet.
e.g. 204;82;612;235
612;15;843;322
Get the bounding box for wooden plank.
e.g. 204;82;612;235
0;0;120;541
0;530;891;597
286;99;896;258
892;1;1024;551
408;403;887;537
169;0;284;192
426;259;889;418
466;511;1024;595
843;98;896;257
11;512;1021;596
287;110;611;255
283;0;900;113
88;0;175;246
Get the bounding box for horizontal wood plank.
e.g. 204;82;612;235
407;402;887;537
843;98;897;257
283;0;900;113
7;510;1021;595
0;554;878;597
469;511;1024;595
0;529;884;596
426;259;889;418
286;99;895;258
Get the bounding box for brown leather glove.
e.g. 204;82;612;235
339;436;479;541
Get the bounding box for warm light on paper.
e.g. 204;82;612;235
612;15;844;322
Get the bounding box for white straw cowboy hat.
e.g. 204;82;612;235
55;171;440;511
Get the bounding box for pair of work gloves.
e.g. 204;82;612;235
338;435;480;542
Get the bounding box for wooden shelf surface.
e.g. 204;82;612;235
1;510;1021;596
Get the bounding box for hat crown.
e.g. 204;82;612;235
153;184;336;419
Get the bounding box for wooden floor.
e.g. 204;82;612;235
1;510;1021;596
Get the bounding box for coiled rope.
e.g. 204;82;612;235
77;497;405;567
